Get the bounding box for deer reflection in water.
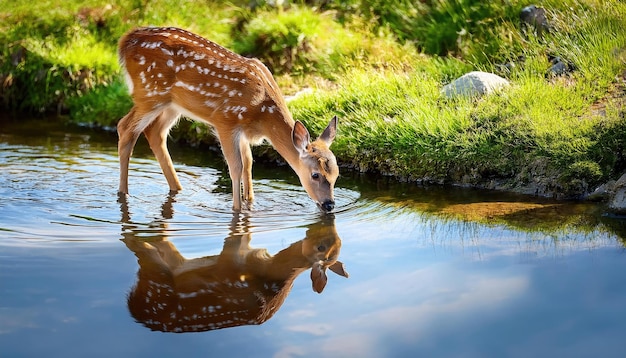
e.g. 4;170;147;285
120;196;348;333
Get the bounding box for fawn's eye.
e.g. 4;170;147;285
311;172;320;180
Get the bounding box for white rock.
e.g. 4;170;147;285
442;71;510;99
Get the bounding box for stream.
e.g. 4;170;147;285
1;118;626;357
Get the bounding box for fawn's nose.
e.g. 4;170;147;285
321;200;335;212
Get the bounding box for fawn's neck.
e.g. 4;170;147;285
258;104;301;170
253;240;310;282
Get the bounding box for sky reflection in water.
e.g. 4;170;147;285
1;121;626;357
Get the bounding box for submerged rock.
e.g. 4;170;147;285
442;71;510;99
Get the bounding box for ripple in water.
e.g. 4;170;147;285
3;134;394;251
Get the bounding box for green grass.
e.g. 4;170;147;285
293;0;626;195
1;0;625;197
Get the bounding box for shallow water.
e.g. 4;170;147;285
1;118;626;357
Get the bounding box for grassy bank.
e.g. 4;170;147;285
1;0;625;198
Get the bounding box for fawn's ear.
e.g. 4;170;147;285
310;262;328;293
292;120;311;155
318;116;337;146
329;260;349;278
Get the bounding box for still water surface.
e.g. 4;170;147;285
1;119;626;357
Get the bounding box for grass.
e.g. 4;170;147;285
1;0;625;198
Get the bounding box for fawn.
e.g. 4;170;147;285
117;27;339;211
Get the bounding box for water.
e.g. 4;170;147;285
1;118;626;357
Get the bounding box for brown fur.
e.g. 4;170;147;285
116;27;339;211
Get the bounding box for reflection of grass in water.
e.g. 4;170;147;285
436;202;599;231
375;195;607;235
440;202;608;239
440;202;556;222
370;196;625;255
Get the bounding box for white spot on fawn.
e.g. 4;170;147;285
174;80;201;93
146;87;172;97
224;105;248;119
261;105;276;113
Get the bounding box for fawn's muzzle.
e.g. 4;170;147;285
320;200;335;212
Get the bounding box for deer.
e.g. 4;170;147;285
116;26;339;212
122;208;348;333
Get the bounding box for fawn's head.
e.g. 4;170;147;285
292;116;339;212
301;216;349;293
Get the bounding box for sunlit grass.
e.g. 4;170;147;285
1;0;625;196
289;0;626;192
23;26;117;72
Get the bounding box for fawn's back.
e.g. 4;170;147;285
118;26;286;137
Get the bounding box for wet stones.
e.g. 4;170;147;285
585;172;626;215
603;174;626;214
